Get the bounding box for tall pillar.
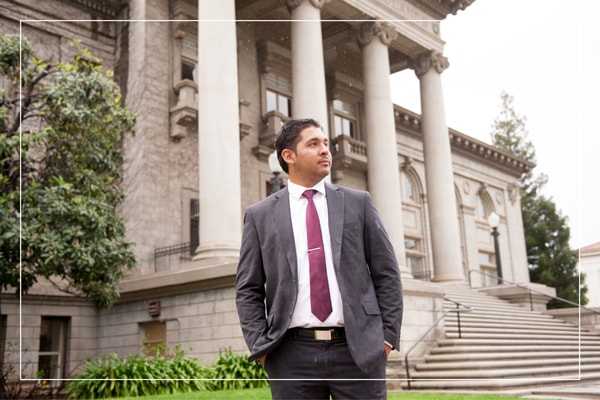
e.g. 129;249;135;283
357;21;410;277
286;0;329;127
414;51;464;282
195;0;241;259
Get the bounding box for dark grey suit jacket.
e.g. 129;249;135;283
235;183;403;373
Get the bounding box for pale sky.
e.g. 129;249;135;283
390;0;600;250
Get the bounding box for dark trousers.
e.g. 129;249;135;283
264;331;387;399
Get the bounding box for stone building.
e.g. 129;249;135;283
2;0;537;384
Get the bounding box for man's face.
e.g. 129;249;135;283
283;126;331;187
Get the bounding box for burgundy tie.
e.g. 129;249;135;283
303;190;332;322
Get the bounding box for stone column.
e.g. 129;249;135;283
286;0;329;127
195;0;241;260
414;51;464;282
357;21;410;277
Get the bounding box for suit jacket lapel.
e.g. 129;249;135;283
326;183;344;271
271;188;298;281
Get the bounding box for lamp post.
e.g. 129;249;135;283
268;150;283;195
487;211;503;284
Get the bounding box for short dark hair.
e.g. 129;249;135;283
275;118;323;174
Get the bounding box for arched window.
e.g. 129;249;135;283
401;171;418;203
477;189;494;220
401;168;428;280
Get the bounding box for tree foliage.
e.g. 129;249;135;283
490;91;585;308
0;34;137;308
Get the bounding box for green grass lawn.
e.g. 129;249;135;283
113;387;530;400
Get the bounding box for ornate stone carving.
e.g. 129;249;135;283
356;21;398;48
285;0;331;11
413;50;450;78
507;182;519;205
170;80;198;141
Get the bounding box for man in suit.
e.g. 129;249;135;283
236;118;403;399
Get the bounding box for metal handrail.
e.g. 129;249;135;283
404;297;473;390
468;269;600;315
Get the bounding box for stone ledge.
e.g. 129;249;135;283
479;283;556;311
118;257;238;303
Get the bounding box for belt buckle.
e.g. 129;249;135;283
314;330;332;340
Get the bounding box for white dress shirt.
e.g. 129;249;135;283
287;179;344;328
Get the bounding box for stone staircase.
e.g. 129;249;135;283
401;285;600;395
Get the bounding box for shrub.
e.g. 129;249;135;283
66;346;268;398
208;348;268;390
66;345;214;399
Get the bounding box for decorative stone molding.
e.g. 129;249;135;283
67;0;121;18
326;71;364;101
449;131;535;177
401;156;413;170
507;182;519;205
331;134;368;173
170;80;198;141
256;40;291;76
413;50;449;78
285;0;331;11
392;103;534;177
356;21;398;48
253;110;289;161
394;107;421;134
260;110;287;148
239;99;252;140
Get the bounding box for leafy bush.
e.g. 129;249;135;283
67;346;268;398
208;348;268;390
66;345;214;399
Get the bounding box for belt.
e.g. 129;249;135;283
288;327;345;341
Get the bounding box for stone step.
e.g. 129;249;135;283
444;331;593;340
409;362;600;380
446;313;555;324
425;350;600;362
445;306;552;319
430;344;600;355
403;371;600;391
414;357;600;371
444;321;581;333
437;337;600;347
400;285;600;393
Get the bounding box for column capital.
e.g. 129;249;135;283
413;50;449;78
285;0;331;11
356;21;398;48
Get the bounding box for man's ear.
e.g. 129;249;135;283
282;148;295;167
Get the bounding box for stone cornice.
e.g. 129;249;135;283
393;104;535;177
65;0;122;18
117;258;238;303
448;130;535;176
407;0;477;19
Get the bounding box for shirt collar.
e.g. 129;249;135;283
287;179;326;200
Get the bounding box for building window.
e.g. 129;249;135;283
478;251;496;286
141;321;167;355
265;72;292;117
477;190;494;220
190;198;199;256
401;171;417;202
181;36;197;82
332;99;358;139
405;238;429;280
38;317;68;382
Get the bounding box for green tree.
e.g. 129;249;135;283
0;35;137;309
491;91;585;308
